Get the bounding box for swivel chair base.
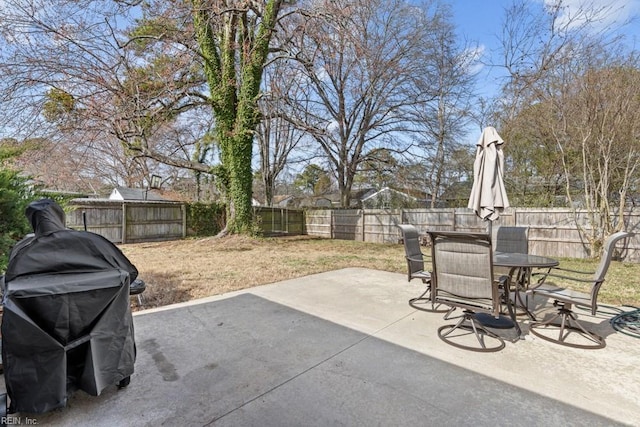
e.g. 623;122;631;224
529;307;605;349
438;310;506;352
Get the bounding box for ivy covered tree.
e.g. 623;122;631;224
190;0;287;233
0;0;289;235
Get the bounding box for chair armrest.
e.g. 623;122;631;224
405;255;428;263
544;273;593;283
529;271;593;292
532;271;593;282
531;265;593;283
550;266;594;275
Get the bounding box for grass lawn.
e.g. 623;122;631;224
120;235;640;311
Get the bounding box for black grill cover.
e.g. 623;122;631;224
2;199;138;413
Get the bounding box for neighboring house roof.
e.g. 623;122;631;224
361;187;417;203
271;187;431;209
314;197;333;207
272;195;296;207
315;188;376;206
109;187;167;201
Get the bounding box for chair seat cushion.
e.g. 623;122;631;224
411;270;431;280
531;284;591;307
436;291;494;312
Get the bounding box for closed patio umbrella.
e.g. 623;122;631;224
468;126;509;233
467;127;515;330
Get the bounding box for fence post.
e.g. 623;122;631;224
330;210;334;239
452;208;457;231
181;203;187;238
121;203;127;244
361;209;365;242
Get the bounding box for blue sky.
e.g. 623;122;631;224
449;0;640;98
450;0;640;52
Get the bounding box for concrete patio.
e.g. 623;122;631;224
11;267;640;426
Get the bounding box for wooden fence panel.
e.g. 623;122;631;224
125;203;184;243
255;207;305;236
67;200;185;243
515;208;635;258
305;207;640;262
66;202;124;242
67;200;639;262
305;210;332;238
402;209;456;232
363;210;402;244
332;210;363;241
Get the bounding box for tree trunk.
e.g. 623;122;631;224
191;0;283;234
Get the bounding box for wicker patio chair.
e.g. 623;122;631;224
527;231;632;349
428;230;518;352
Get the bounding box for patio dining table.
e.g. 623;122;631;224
493;252;559;320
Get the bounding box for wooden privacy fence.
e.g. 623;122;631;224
67;199;186;243
305;208;515;242
254;207;305;236
66;200;640;262
66;201;304;242
305;208;640;262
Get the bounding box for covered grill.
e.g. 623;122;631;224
1;199;138;414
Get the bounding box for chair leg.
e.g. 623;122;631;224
438;310;505;352
130;292;145;308
529;307;605;349
409;282;449;313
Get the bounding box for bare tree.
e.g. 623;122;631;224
279;0;443;207
495;0;639;255
256;60;308;206
0;1;204;187
560;58;640;244
496;0;616;120
409;4;477;207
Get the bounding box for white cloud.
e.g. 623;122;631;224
541;0;640;32
462;44;486;76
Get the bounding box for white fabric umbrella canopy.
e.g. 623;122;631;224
468;126;510;222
